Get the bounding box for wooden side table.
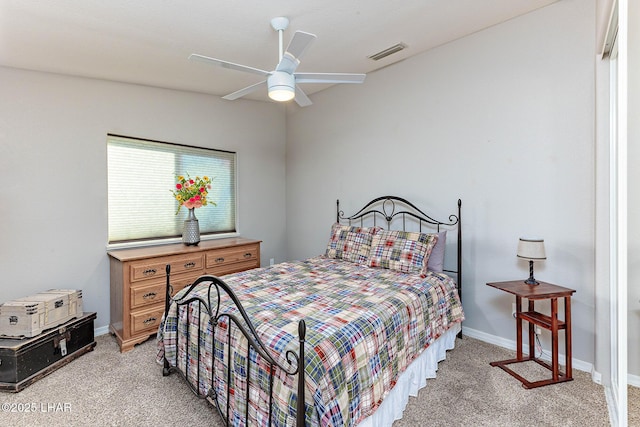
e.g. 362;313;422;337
486;280;576;389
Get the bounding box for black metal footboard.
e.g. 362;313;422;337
161;265;307;427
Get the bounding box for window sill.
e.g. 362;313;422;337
106;232;240;251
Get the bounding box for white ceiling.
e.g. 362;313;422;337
0;0;559;103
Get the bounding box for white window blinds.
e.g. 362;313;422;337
107;135;237;244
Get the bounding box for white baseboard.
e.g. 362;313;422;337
629;372;640;388
94;325;109;337
461;326;599;382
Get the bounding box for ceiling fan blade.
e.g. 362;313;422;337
285;31;316;61
189;54;271;77
294;86;313;107
276;31;316;74
222;80;266;100
295;73;366;84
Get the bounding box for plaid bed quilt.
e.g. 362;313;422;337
157;256;464;427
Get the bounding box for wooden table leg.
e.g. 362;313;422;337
516;296;522;360
551;298;559;381
565;296;572;379
528;299;535;359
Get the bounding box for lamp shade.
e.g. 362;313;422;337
517;238;546;260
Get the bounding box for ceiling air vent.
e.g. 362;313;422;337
368;43;407;61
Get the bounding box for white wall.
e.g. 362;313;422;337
0;67;288;330
594;33;612;388
286;0;598;366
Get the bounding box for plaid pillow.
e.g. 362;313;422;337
368;230;439;274
325;223;380;264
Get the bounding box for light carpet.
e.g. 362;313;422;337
629;385;640;426
0;333;610;426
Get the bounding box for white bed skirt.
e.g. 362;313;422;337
357;323;461;427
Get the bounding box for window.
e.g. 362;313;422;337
107;134;237;244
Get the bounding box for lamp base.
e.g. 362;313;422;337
524;260;539;285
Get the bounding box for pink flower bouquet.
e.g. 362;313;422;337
171;174;215;214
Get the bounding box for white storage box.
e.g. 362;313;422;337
0;289;83;338
40;289;83;318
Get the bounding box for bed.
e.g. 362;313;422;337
157;196;464;426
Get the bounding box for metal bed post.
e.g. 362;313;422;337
163;264;171;376
456;199;462;338
296;320;306;427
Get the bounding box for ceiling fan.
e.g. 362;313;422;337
189;17;366;107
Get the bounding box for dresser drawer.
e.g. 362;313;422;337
205;244;259;270
130;275;196;310
130;305;165;335
208;259;259;277
129;254;204;283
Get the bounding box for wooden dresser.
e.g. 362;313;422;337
108;237;261;352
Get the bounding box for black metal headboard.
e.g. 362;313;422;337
336;196;462;304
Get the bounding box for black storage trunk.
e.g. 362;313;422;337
0;312;96;392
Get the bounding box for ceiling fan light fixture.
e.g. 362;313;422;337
268;71;295;102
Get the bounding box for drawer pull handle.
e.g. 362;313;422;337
143;317;157;325
215;257;225;263
184;262;196;268
143;292;157;300
143;268;157;276
244;253;252;259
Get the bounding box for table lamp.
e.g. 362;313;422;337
517;238;546;285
